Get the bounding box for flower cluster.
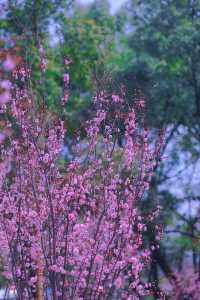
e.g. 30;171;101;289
163;269;200;300
0;63;162;300
0;48;21;143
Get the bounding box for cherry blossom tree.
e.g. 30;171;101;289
0;55;163;300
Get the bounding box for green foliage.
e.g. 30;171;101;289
121;0;200;284
57;2;116;91
52;1;118;131
122;0;200;128
1;0;118;132
3;0;72;37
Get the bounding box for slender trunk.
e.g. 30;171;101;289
191;226;197;272
35;257;44;300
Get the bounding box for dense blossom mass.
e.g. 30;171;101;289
0;61;162;299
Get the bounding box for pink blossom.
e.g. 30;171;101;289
0;64;163;300
0;91;11;104
63;73;69;83
3;54;17;71
0;79;12;89
64;58;71;65
0;132;6;143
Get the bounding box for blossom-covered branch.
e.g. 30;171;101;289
0;55;163;300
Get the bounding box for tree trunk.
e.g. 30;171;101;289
35;257;44;300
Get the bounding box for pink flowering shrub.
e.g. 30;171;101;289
0;61;162;299
0;48;20;143
166;269;200;300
